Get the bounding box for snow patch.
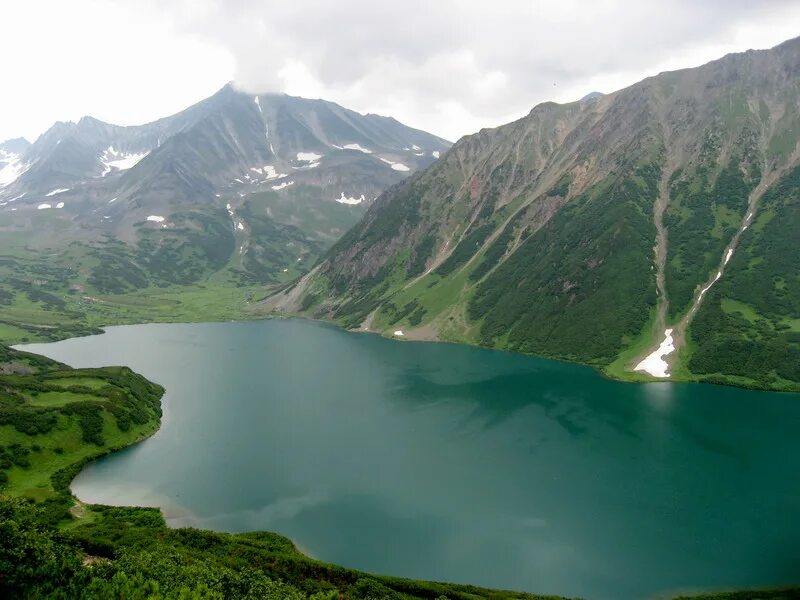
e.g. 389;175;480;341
411;145;421;151
256;165;286;180
55;201;64;209
697;270;723;302
108;197;118;204
272;181;294;191
100;146;149;176
293;161;319;170
634;329;675;378
146;215;165;223
37;203;52;210
45;188;70;197
254;96;262;114
0;152;30;188
380;157;410;172
296;152;322;162
432;151;441;159
237;222;244;231
335;193;365;205
342;143;372;154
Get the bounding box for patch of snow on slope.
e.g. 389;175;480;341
108;197;118;204
55;202;64;209
411;145;421;151
432;151;440;159
724;248;733;265
146;215;165;223
342;143;372;154
100;146;149;176
254;96;262;114
272;181;294;191
336;193;365;205
294;162;319;170
37;203;52;210
237;222;244;231
0;153;29;188
296;152;322;162
254;165;285;180
45;188;70;197
634;328;675;378
697;270;723;302
380;158;410;171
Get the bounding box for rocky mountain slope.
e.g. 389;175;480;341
0;86;449;292
271;37;800;391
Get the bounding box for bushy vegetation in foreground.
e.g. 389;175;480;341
0;497;565;600
5;497;797;600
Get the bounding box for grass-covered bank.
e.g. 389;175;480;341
0;345;164;523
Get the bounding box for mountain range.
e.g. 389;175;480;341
269;37;800;391
0;85;449;291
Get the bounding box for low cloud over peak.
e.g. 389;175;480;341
3;0;799;142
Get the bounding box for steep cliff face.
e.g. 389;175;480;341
272;37;800;391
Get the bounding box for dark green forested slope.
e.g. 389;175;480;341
688;166;800;388
469;162;659;363
270;37;800;391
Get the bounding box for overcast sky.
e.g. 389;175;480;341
1;1;798;144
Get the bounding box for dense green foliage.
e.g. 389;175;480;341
688;166;800;389
0;496;566;600
664;146;758;319
470;164;659;363
234;199;322;284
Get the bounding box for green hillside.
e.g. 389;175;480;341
270;37;800;392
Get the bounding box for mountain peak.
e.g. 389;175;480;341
0;137;31;154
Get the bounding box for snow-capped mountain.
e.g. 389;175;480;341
0;84;449;230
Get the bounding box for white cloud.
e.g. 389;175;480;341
1;0;798;143
0;0;234;142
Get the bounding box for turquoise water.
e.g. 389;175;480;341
23;319;800;600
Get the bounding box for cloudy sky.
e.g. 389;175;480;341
1;0;798;143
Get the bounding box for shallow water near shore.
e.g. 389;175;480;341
22;319;800;600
